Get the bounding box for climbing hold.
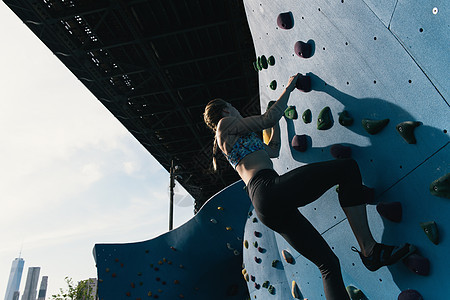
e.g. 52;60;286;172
253;241;258;248
254;231;262;237
346;285;368;300
291;135;308;152
398;289;424;300
268;55;275;66
268;285;275;294
256;57;263;70
361;118;390;135
295;74;312;92
420;221;439;245
253;61;259;72
294;41;313;58
330;144;352;159
396;121;422;144
226;227;232;231
267;100;276;110
260;55;268;69
338;110;354;126
270;80;277;90
262;281;270;288
284;106;298;119
170;246;176;251
277;11;294;30
272;260;280;268
210;218;217;224
291;281;304;299
250;275;255;282
254;257;262;263
376;202;402;222
302;109;312;124
226;243;233;250
242;269;249;282
255;283;260;289
317;106;334;130
244;240;249;249
248;211;253;216
403;254;430;276
263;127;272;145
147;291;152;297
105;268;110;273
429;173;450;199
217;206;224;210
174;280;180;284
252;217;258;223
282;249;295;264
257;247;265;253
234;250;240;256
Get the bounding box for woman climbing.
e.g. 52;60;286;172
203;74;416;300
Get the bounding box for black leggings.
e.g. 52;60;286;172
246;158;366;300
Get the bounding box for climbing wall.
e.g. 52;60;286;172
94;181;251;299
242;0;449;299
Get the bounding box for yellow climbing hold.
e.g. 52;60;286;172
244;240;249;249
242;269;250;282
218;206;224;210
147;291;152;296
292;281;303;299
226;227;233;231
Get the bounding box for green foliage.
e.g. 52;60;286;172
52;277;96;300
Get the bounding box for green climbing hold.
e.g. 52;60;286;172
317;106;334;130
253;241;258;248
256;57;263;70
268;55;275;66
420;221;439;245
271;260;279;268
346;285;368;300
291;281;304;299
253;61;259;72
339;110;354;126
430;173;450;199
361;118;389;135
396;121;421;144
284;106;298;119
244;240;249;249
302;109;312;124
262;281;270;288
268;285;275;295
270;80;277;90
260;55;268;69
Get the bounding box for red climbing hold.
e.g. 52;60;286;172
403;254;430;276
294;41;313;58
330;144;352;159
292;135;308;152
277;12;294;30
398;289;423;300
376;202;402;222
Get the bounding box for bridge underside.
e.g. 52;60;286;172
4;0;259;210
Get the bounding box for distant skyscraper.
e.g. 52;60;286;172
36;276;48;300
79;278;98;300
21;267;40;300
4;257;24;300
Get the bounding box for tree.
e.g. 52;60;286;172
52;277;97;300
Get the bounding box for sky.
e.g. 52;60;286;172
0;2;195;298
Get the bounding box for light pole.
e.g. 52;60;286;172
169;160;175;231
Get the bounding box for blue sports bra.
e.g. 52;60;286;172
223;132;265;168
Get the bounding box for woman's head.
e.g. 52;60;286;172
203;98;228;132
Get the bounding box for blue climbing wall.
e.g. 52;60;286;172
94;181;251;299
241;0;449;299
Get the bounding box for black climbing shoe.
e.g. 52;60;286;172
352;243;416;271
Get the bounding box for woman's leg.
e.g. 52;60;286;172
259;210;350;300
275;158;376;255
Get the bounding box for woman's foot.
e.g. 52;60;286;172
352;243;416;271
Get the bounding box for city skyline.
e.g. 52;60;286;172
21;267;40;300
